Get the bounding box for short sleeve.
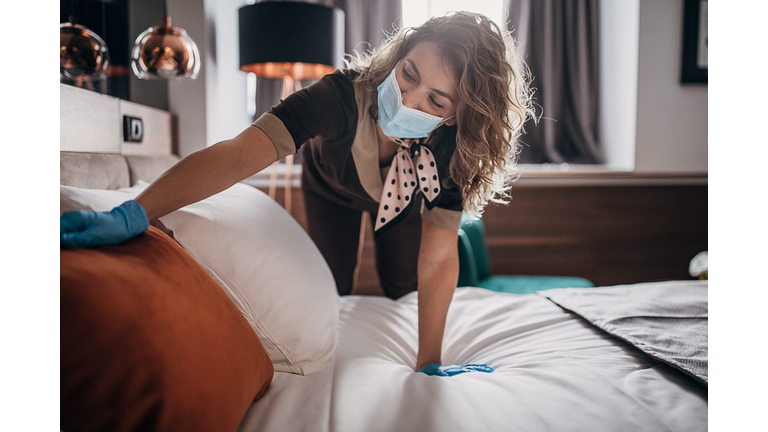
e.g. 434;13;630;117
421;203;462;230
250;70;357;159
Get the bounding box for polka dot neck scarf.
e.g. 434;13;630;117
374;137;441;238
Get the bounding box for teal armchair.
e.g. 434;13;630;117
457;214;595;294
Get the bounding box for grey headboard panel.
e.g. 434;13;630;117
60;83;179;190
60;152;180;190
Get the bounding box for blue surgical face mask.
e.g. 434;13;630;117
376;65;453;139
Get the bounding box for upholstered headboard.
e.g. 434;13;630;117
60;152;180;190
60;83;179;189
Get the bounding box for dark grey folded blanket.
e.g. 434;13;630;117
539;281;708;385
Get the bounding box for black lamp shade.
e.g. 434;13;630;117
239;1;345;80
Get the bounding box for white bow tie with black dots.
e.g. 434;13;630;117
374;138;441;237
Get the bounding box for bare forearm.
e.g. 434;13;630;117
416;222;459;370
416;262;457;369
136;145;246;220
136;126;278;220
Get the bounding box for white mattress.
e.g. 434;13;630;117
239;287;707;432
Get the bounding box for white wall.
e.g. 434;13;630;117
600;0;640;171
203;0;255;147
600;0;707;174
634;0;708;173
166;0;253;158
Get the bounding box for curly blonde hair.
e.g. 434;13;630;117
346;11;535;217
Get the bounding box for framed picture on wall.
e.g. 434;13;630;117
681;0;708;83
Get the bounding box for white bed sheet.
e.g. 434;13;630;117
239;287;707;432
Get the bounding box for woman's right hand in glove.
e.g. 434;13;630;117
60;200;150;249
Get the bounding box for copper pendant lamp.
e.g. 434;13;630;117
60;5;110;87
131;0;201;80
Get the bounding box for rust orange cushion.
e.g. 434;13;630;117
61;226;273;432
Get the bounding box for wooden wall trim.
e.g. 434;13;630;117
515;169;707;187
482;184;707;286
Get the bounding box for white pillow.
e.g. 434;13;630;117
158;182;339;375
60;182;339;375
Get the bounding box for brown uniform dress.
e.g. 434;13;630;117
252;70;463;299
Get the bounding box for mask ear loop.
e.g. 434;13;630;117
432;115;455;132
422;114;455;143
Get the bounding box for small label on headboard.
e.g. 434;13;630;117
123;116;144;143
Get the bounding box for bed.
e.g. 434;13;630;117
60;88;707;432
59;153;707;432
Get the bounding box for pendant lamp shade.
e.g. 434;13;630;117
60;22;110;81
238;1;345;80
131;16;201;80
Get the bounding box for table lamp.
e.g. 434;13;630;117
239;1;345;213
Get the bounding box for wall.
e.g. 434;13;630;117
480;184;707;287
203;0;256;148
634;0;708;173
600;0;639;171
128;0;169;110
165;0;254;158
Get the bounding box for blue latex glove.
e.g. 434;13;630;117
417;363;494;377
60;200;149;249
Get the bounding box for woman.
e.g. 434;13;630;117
60;11;534;377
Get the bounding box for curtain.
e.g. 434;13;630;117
505;0;604;164
253;0;403;120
